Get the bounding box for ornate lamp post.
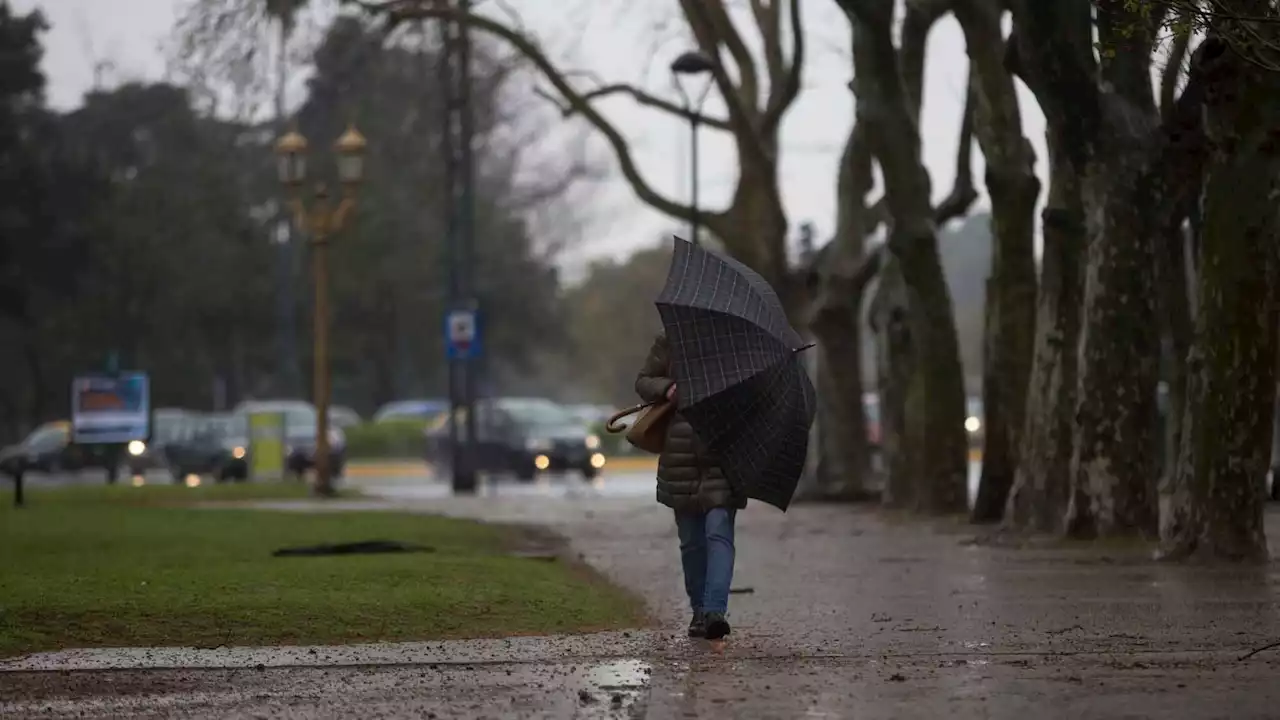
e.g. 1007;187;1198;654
670;50;715;246
274;123;367;497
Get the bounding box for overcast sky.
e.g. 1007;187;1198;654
18;0;1047;276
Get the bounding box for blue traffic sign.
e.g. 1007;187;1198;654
445;308;482;360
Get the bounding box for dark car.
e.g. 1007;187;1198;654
164;414;249;483
123;408;199;475
0;421;110;477
234;400;347;480
425;397;606;481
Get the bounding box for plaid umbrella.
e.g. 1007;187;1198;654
655;236;817;511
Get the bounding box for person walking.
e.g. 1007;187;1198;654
634;332;746;640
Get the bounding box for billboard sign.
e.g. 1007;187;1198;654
70;372;151;444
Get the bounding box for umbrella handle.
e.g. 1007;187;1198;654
606;401;656;433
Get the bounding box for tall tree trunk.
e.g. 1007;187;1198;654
954;0;1040;522
1066;111;1162;538
808;114;878;501
809;300;872;499
1158;39;1280;561
871;258;915;509
1060;0;1179;540
1153;25;1195;495
1004;141;1085;534
973;186;1039;520
1155;217;1193;520
846;0;969;514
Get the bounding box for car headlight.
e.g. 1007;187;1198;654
964;416;981;433
525;437;552;451
127;440;146;456
585;434;601;449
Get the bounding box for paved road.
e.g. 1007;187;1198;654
8;465;1280;718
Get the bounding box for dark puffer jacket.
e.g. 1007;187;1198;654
635;333;746;513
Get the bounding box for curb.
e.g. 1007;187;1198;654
344;454;978;478
343;456;660;478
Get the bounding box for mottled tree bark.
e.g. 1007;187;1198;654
1158;37;1280;562
842;0;971;514
1006;0;1172;539
1002;0;1092;534
954;0;1040;523
1066;108;1162;538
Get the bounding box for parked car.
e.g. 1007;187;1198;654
164;414;248;483
0;421;109;477
564;404;615;427
124;408;200;475
330;406;362;429
234;400;346;479
425;397;605;481
374;399;449;423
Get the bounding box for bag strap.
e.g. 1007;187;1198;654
606;401;657;433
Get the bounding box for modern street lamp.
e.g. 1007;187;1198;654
670;49;715;246
274;123;367;498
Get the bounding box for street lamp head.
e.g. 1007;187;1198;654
670;50;715;76
274;128;309;187
334;123;367;185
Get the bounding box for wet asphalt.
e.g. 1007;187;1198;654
5;465;1280;718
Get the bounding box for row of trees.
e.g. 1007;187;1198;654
0;4;580;441
343;0;1280;561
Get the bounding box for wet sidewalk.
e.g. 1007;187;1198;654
6;481;1280;718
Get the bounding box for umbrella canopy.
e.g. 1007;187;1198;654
655;237;817;510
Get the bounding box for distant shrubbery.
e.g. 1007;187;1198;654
344;420;428;459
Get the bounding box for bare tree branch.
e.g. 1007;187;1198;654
679;0;778;177
900;0;952;120
1160;23;1192;122
761;0;805;139
934;77;979;224
538;82;731;130
681;0;761;112
349;0;699;225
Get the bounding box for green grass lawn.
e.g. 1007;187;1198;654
0;483;645;657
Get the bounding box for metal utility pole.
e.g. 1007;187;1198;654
274;16;300;397
441;2;478;493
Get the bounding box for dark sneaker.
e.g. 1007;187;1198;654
704;612;730;640
688;610;706;638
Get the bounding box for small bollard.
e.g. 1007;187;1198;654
12;469;24;508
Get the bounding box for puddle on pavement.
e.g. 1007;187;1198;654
574;659;652;715
587;658;651;690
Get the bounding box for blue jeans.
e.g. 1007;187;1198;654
675;508;736;614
